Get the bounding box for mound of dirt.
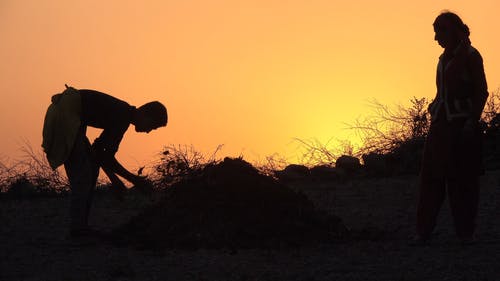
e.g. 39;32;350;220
113;158;346;249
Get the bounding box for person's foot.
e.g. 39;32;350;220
409;234;431;246
132;178;154;195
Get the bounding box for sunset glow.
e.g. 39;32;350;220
1;0;499;168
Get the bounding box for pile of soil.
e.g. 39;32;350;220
113;158;346;249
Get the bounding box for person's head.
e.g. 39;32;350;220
133;101;168;133
433;11;470;49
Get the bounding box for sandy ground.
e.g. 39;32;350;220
1;171;499;281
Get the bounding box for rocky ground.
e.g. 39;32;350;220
1;168;499;281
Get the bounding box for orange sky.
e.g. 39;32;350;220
1;0;499;170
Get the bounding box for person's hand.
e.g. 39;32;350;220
131;175;154;195
461;118;477;142
462;119;477;136
130;174;148;185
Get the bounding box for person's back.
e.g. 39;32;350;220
79;90;133;129
79;90;135;158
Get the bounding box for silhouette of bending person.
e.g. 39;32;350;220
415;11;488;244
42;85;167;239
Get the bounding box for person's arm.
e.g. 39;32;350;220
428;64;441;119
101;163;126;189
92;127;146;186
461;50;488;136
468;50;489;122
100;154;145;185
100;154;153;195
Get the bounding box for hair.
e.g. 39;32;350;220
433;11;470;40
139;101;168;127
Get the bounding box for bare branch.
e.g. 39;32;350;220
345;97;431;155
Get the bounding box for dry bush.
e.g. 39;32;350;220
482;87;500;129
294;138;338;166
0;141;68;194
292;137;356;167
286;97;430;171
347;97;430;156
292;102;429;168
253;153;289;178
151;144;224;188
0;158;22;192
349;88;500;156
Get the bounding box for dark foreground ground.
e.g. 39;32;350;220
1;171;499;281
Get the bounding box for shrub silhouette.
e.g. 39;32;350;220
1;143;68;195
151;144;223;188
294;90;500;176
349;97;430;156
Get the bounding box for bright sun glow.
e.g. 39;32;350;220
0;0;499;167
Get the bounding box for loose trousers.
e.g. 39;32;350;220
416;117;481;239
64;126;99;232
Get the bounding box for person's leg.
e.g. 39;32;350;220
416;120;449;239
83;136;99;229
448;176;480;240
446;120;481;241
416;177;446;239
64;127;96;235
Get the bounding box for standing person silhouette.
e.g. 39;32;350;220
414;11;488;245
42;85;168;239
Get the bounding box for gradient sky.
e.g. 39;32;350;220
1;0;499;169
